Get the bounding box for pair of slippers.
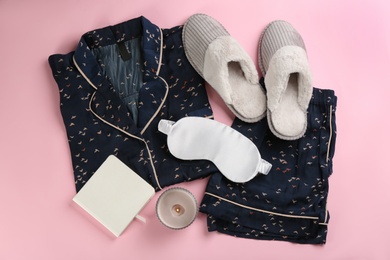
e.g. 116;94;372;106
183;14;313;140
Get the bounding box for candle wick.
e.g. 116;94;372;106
172;204;184;216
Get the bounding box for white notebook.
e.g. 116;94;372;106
73;155;155;237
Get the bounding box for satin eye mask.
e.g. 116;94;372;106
158;117;272;183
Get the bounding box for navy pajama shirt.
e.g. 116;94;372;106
48;16;337;244
48;16;218;192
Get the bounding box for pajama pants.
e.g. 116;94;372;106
200;88;337;244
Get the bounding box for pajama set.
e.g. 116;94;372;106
200;86;337;244
49;15;337;245
48;16;218;192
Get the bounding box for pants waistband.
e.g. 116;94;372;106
311;88;337;107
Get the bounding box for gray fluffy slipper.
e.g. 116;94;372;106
258;20;313;140
183;13;266;123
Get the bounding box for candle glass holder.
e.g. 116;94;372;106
156;187;198;230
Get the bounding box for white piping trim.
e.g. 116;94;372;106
140;28;167;135
140;75;168;135
323;202;329;226
73;56;97;90
88;91;162;190
155;28;163;76
205;192;319;220
325;203;328;223
326;105;333;162
318;106;333;226
156;27;163;76
73;55;162;190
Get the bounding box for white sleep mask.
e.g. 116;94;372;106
158;117;272;183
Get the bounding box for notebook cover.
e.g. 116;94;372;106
72;155;155;237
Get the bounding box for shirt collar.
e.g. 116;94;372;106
73;16;163;89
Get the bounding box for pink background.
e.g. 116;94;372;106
1;0;389;259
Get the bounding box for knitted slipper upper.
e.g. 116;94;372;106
258;20;306;75
183;13;230;77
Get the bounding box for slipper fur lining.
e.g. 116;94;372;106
265;45;312;112
203;36;266;121
265;45;313;140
